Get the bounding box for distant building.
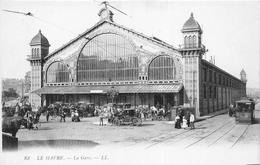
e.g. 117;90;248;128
247;88;260;98
28;7;246;117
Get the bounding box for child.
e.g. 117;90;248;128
182;116;188;129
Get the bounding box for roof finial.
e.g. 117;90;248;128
39;29;41;33
191;12;194;18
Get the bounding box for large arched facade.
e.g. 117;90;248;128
77;33;139;82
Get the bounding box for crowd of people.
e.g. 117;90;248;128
174;109;195;130
3;101;197;131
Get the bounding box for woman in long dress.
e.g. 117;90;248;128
175;114;181;129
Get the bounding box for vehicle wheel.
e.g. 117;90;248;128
130;117;142;126
130;117;138;126
136;118;142;126
118;119;123;126
113;118;119;126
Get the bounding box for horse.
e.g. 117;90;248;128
35;106;43;121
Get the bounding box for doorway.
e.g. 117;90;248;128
154;94;163;109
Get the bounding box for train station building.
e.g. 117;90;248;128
28;6;247;117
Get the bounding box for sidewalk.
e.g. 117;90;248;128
91;109;230;125
195;108;229;122
164;108;229;125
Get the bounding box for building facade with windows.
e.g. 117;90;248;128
29;7;246;117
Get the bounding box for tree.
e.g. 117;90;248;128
2;88;19;99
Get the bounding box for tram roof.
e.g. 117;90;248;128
32;84;183;94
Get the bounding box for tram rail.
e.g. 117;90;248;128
145;119;234;149
229;124;250;149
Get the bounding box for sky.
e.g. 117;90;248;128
0;0;259;88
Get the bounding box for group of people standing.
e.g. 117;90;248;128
45;106;81;122
175;110;195;130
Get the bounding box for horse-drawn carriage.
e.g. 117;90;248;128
60;103;73;117
150;106;171;121
77;102;95;117
234;98;255;124
47;102;63;118
113;107;142;126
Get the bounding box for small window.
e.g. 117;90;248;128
209;86;212;99
203;68;207;82
209;70;212;83
214;86;217;99
204;85;207;99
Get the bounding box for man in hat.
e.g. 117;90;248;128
190;112;195;130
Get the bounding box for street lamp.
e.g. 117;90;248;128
106;86;119;104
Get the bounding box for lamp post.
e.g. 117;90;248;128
106;86;119;104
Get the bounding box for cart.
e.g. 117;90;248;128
113;108;142;126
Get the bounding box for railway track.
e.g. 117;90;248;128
229;124;250;149
183;120;236;150
144;118;234;149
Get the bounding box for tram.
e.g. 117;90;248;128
234;98;255;124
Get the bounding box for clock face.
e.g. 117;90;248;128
101;10;108;18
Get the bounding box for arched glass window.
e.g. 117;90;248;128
36;48;39;57
46;62;69;83
148;56;176;80
193;35;196;45
189;36;192;48
184;36;187;44
77;33;139;82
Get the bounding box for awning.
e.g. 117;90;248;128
32;84;183;94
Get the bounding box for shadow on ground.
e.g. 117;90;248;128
139;124;154;127
18;139;99;150
194;127;207;129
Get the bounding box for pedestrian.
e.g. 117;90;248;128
46;109;50;121
15;102;20;116
167;103;171;112
175;114;181;129
75;110;80;122
71;110;75;122
179;108;184;123
182;116;188;129
190;112;195;130
229;103;234;117
156;102;160;111
27;112;34;130
141;110;144;120
186;111;191;127
60;110;66;122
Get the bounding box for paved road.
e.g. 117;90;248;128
2;104;260;165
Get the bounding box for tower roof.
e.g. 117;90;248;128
240;68;246;75
30;30;50;46
182;13;202;33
